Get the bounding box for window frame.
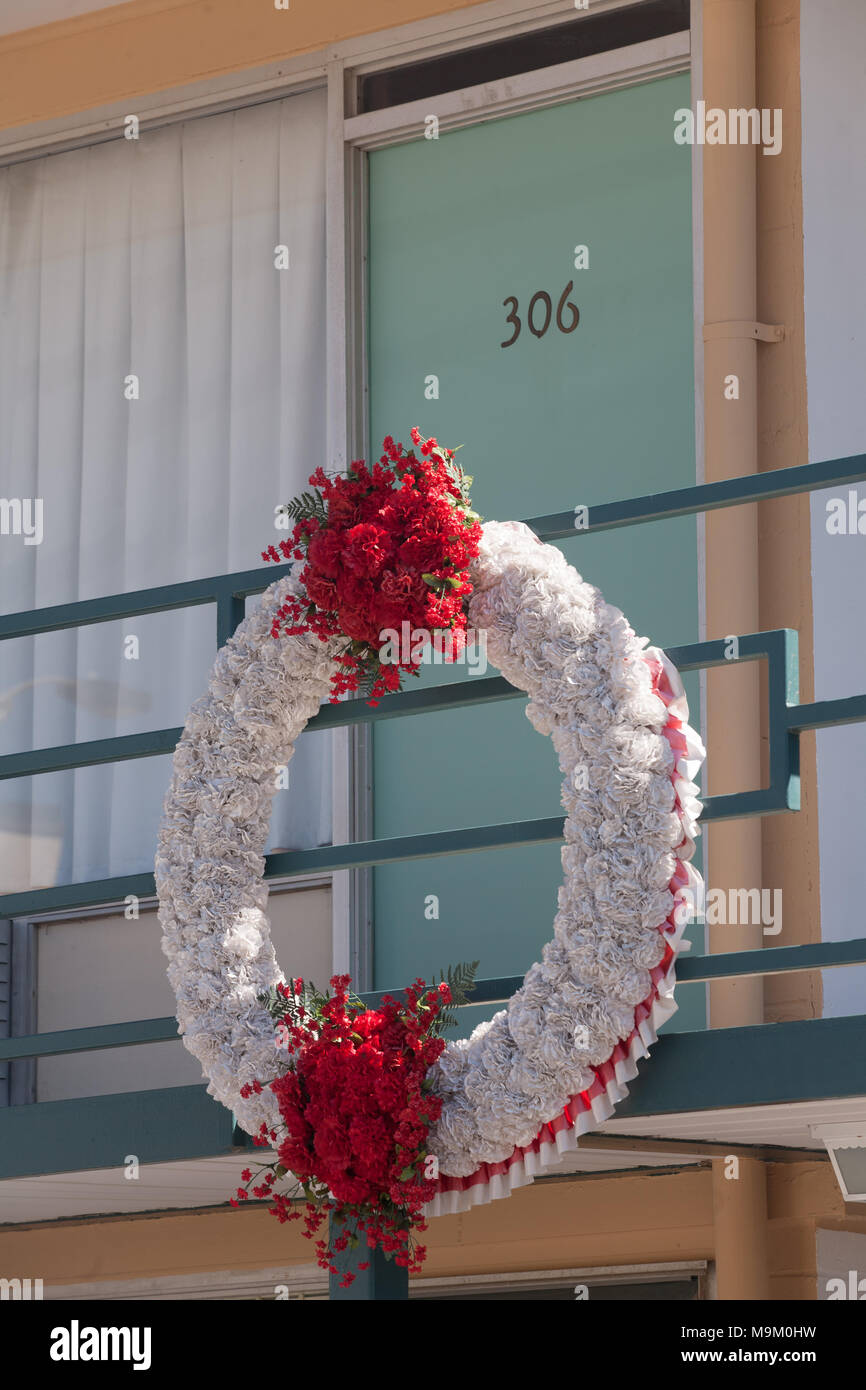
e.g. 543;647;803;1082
34;1256;710;1300
2;878;333;1108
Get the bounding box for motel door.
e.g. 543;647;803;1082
367;72;703;1030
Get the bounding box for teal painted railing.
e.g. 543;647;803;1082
2;455;866;1267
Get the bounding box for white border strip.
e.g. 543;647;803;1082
43;1258;707;1301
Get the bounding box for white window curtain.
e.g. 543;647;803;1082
0;88;332;895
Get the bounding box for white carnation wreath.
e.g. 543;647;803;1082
157;521;704;1216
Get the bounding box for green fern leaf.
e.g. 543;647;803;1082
433;959;479;1032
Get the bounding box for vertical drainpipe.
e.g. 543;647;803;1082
702;0;765;1029
702;0;770;1301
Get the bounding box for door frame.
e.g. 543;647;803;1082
338;10;704;987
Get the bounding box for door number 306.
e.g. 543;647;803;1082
500;281;580;348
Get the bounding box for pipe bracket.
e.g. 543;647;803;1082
703;320;785;343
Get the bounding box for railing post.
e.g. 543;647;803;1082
216;586;246;649
327;1214;409;1301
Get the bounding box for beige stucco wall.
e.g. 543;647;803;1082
1;1160;860;1299
0;0;492;130
0;1167;717;1290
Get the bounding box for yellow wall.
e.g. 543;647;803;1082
1;1161;859;1299
0;1168;716;1288
0;0;491;130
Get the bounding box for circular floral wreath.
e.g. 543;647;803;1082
157;455;704;1230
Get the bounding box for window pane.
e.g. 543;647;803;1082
34;888;332;1101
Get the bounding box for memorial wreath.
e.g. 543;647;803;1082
156;430;705;1283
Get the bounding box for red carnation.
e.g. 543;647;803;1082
396;533;444;572
305;573;339;611
342;523;391;578
314;1118;352;1166
379;567;427;606
308;527;347;578
326;490;365;528
266;430;481;707
339;605;377;644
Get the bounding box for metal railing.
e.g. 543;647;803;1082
1;452;866;1187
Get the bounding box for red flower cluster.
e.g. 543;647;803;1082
262;429;482;705
233;974;451;1284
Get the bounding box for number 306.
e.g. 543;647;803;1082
500;282;580;348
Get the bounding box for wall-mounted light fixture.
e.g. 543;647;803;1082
811;1124;866;1203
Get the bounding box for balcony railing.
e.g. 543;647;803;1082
1;453;866;1296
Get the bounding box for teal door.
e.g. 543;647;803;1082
367;72;703;1031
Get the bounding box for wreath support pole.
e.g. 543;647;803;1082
327;1216;409;1301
